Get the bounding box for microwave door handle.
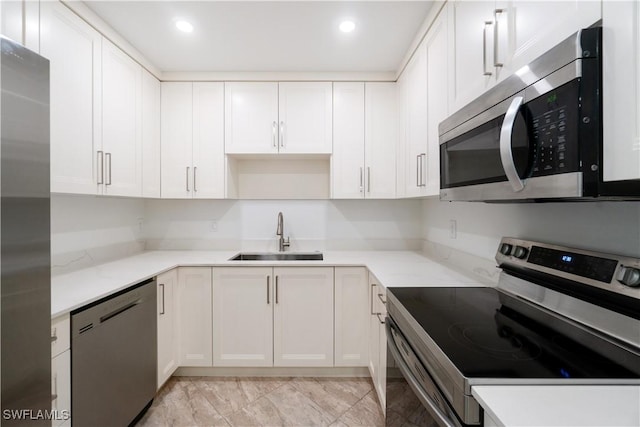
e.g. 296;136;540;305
499;96;525;192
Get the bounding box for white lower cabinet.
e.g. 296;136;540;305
51;315;71;426
273;267;334;367
213;267;274;367
177;267;213;366
157;269;179;388
368;273;388;411
334;267;369;367
212;267;334;367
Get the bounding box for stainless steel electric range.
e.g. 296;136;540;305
385;238;640;427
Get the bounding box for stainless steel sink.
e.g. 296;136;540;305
229;252;323;261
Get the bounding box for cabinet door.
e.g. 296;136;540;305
375;285;388;410
142;70;161;198
365;83;397;199
225;82;278;154
404;42;428;198
177;267;212;366
102;39;142;197
213;267;273;367
424;5;449;195
368;277;380;391
157;269;178;388
161;82;193;198
603;1;640;182
273;267;334;367
332;82;365;199
335;267;369;367
41;1;102;195
501;0;600;80
278;82;333;154
193;83;225;199
52;350;71;427
448;0;496;112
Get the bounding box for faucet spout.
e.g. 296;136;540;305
276;212;290;252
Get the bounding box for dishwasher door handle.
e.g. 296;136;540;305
99;299;142;323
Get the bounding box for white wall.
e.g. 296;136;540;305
51;194;145;274
422;199;640;260
143;199;423;251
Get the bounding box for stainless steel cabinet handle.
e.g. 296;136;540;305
279;121;284;148
52;373;58;402
378;293;386;305
416;154;421;187
275;276;279;304
51;328;58;343
105;153;112;185
159;283;165;315
267;276;270;305
499;96;525;192
97;151;104;184
494;9;505;68
367;167;371;193
193;166;197;192
186;167;190;192
483;21;493;76
272;121;277;147
376;313;386;324
420;153;427;187
370;283;377;314
359;167;364;193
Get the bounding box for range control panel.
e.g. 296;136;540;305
496;238;640;290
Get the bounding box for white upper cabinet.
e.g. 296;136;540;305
332;82;366;199
449;0;601;113
161;82;225;199
225;82;279;154
41;1;102;195
365;83;397;199
225;82;332;155
273;267;334;367
603;1;640;182
212;267;274;367
101;38;142;197
278;82;333;154
142;70;161;198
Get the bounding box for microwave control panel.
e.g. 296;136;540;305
527;79;580;177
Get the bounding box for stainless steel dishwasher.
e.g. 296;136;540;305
71;279;157;426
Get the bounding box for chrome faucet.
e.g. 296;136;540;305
276;212;290;252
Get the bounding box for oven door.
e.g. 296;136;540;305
385;317;466;427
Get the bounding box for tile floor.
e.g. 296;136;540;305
135;376;385;427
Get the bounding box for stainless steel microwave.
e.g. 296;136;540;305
439;27;639;202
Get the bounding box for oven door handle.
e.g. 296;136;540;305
385;321;462;427
499;96;525;192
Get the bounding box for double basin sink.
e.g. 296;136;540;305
229;252;323;261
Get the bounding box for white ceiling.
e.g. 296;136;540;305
84;1;434;73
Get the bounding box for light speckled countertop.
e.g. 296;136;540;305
51;249;640;427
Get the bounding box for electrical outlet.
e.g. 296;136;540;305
211;221;218;232
449;219;457;239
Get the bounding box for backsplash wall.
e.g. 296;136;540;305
143;199;423;251
51;194;146;274
422;199;640;260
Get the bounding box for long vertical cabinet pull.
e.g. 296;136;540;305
367;167;371;193
272;121;277;147
186;167;190;192
275;276;279;304
370;283;376;315
193;167;197;192
105;153;112;185
493;9;505;68
416;155;421;187
483;21;493;76
360;167;364;193
266;276;270;304
279;121;285;148
159;283;165;315
97;151;104;184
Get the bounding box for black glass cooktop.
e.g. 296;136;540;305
388;287;640;380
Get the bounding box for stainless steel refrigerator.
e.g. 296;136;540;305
0;36;51;424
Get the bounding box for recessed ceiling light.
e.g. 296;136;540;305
175;20;194;33
339;20;356;33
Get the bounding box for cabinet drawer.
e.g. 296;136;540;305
51;314;70;358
